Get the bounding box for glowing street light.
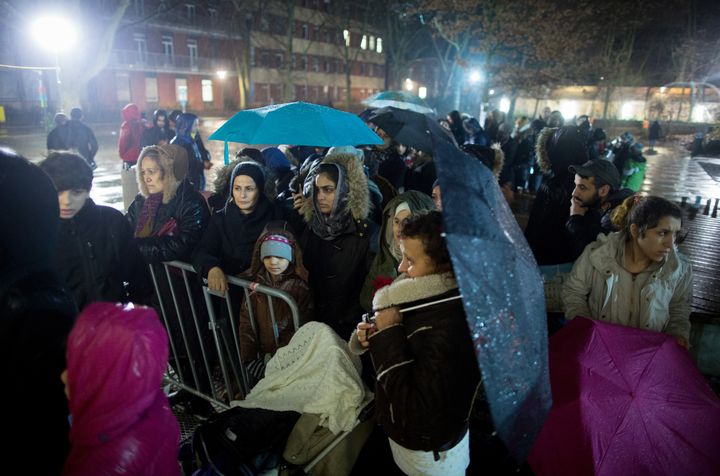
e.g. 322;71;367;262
404;78;414;91
31;15;78;110
469;70;482;83
216;70;228;80
31;15;77;53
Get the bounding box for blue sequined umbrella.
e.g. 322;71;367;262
209;101;383;164
433;137;552;462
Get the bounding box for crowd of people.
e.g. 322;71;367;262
1;100;695;475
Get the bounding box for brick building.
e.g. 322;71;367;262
0;0;386;123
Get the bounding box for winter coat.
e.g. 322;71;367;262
403;157;436;196
54;199;148;310
238;226;313;362
525;126;590;265
47;123;71;150
127;146;210;264
118;103;143;164
62;303;181;476
0;152;77;475
562;232;693;340
141;111;172;147
66;119;99;163
352;273;480;452
565;188;634;261
359;191;436;311
376;148;407;191
192;196;296;279
649;121;661;141
170;113;209;190
300;152;372;339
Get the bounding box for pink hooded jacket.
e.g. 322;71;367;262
62;302;181;476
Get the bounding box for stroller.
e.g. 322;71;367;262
187;322;375;476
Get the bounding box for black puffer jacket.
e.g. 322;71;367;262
127;179;210;264
365;273;480;452
55;199;147;309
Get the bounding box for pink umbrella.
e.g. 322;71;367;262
529;317;720;476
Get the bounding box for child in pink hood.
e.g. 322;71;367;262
61;302;181;476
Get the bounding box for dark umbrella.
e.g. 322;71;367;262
432;134;552;462
368;106;455;154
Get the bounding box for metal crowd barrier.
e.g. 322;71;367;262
148;260;301;409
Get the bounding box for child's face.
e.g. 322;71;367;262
58;189;90;219
263;256;290;276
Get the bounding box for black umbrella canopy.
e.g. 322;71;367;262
368;106;456;154
431;135;552;462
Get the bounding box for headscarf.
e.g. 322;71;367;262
308;163;352;240
227;161;266;204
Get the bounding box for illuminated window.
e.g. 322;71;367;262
202;79;213;102
376;37;383;53
361;35;367;50
343;29;350;47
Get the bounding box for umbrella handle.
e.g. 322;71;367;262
224;141;229;165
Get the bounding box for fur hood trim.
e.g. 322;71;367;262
535;127;556;174
490;142;505;179
373;272;458;311
300;152;370;223
137;144;189;204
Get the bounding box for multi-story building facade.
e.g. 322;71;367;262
0;0;386;122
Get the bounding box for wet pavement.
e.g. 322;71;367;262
0;117;236;212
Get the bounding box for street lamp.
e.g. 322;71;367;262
216;70;228;112
469;70;482;83
404;78;415;92
31;15;77;111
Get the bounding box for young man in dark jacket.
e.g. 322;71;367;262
39;152;149;309
141;108;172;147
566;159;634;261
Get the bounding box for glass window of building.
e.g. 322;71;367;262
202;79;213;102
133;33;147;64
162;35;174;64
376;37;383;53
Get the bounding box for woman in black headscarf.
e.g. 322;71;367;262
192;161;299;293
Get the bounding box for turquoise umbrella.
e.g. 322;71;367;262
209;101;383;164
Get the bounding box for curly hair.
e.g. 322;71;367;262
611;195;682;239
400;211;454;274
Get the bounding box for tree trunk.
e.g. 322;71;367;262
345;65;352;110
676;87;686;121
688;81;696;122
602;84;613;120
532;97;540;118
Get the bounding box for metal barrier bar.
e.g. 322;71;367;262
163;263;200;389
148;264;184;383
152;261;302;407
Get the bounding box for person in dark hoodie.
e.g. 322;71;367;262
66;107;99;170
171;112;211;191
524;125;590;265
47;112;70;150
0;148;76;475
192;161;298;294
300;149;373;338
39;152;149;310
141;109;172;147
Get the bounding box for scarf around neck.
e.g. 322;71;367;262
134;192;163;238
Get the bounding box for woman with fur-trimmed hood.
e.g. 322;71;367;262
126;144;210;264
524;125;589;265
300;150;373;339
238;223;313;364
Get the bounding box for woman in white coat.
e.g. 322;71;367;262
562;195;692;348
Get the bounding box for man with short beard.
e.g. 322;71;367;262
566;159;633;260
